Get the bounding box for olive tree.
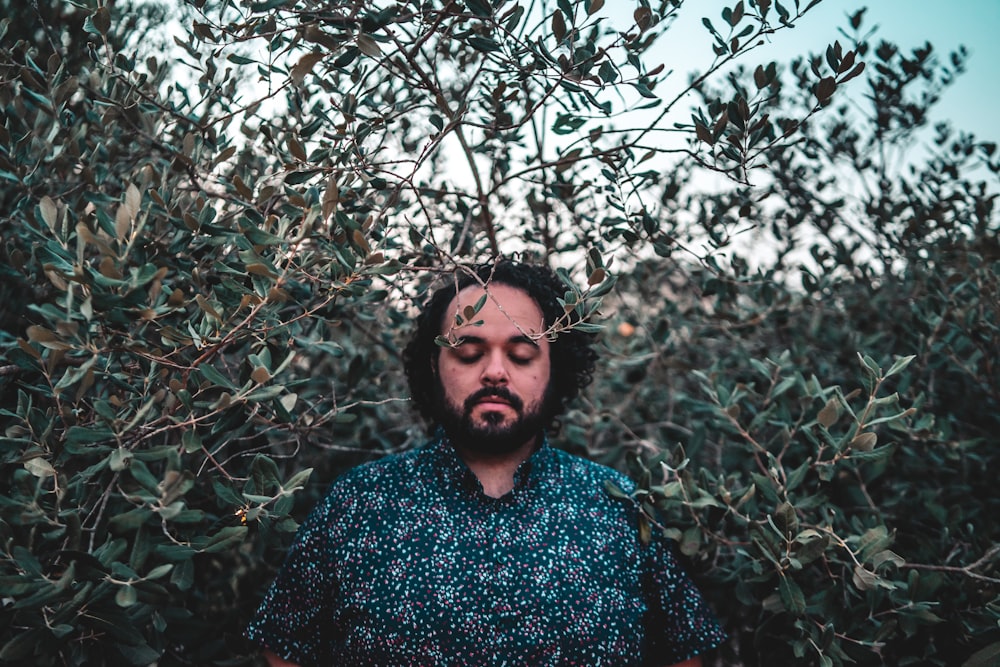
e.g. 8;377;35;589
6;1;996;666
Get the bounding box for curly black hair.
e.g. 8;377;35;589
403;259;599;432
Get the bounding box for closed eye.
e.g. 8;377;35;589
448;341;483;364
508;342;539;365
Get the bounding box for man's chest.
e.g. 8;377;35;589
328;495;647;665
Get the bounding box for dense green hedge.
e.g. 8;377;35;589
1;1;997;665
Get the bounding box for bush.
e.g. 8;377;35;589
1;1;996;665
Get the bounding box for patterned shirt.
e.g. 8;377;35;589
246;434;725;666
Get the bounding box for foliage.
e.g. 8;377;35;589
581;10;1000;665
0;0;997;666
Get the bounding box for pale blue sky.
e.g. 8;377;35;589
648;0;1000;142
762;0;997;141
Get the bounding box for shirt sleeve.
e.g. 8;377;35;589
641;534;727;665
245;489;340;666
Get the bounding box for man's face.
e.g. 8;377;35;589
433;283;553;455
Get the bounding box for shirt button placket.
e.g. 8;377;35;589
491;501;518;656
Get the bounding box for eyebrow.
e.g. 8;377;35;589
454;334;540;349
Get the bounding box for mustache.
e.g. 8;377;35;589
463;387;524;413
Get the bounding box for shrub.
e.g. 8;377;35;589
1;2;996;665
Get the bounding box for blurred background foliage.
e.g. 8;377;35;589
0;0;997;665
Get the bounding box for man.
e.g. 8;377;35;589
246;260;725;666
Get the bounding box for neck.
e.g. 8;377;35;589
450;434;541;498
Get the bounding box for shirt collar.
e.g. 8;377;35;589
427;428;555;500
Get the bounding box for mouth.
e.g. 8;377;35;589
464;388;523;414
475;397;513;411
477;395;510;405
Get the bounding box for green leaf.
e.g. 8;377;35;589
23;456;56;478
333;46;360;68
779;575;806;615
197;363;237;390
865;407;916;428
772;501;799;535
465;0;493;17
227;54;257;65
284;468;313;491
109;447;133;472
634;6;652;31
604;479;632;500
249;454;280;493
816;397;840;428
632;82;658;99
850;432;877;452
182;429;202;453
852;564;892;591
855;525;893;562
552;10;567;42
250;0;291;10
553;113;586;135
171;558;194;591
146;564;173;580
792;529;830;565
213;479;243;506
115;584;138;607
290;51;324;84
857;352;881;379
357;34;383;57
751;473;780;503
0;629;45;660
872;549;905;570
962;641;1000;667
128;459;161;495
199;525;248;553
468;36;501;52
885;354;916;377
503;4;525;31
117;642;162;666
637;513;651;546
38;196;59;231
599;61;618;83
155;543;196;562
679;526;701;556
588;273;618;298
245;385;285;401
109;508;149;532
90;7;111;35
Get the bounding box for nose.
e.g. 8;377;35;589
481;350;509;385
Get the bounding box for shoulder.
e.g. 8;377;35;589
535;448;651;551
545;447;638;508
550;447;635;489
287;446;432;553
309;445;430;518
332;445;426;488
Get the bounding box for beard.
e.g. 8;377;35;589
433;384;554;456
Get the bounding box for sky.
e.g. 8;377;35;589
635;0;1000;143
592;0;999;268
766;0;998;142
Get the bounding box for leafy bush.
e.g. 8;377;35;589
1;1;996;666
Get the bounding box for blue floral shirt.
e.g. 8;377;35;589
246;435;725;666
